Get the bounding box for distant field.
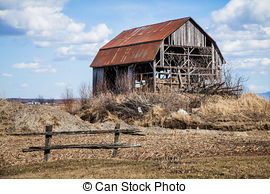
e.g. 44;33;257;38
1;155;270;179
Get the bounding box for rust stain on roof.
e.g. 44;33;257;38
101;17;189;50
90;17;225;67
91;17;190;67
91;41;161;68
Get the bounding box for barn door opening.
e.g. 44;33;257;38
104;67;117;92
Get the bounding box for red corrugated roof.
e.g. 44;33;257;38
91;41;161;67
90;17;225;68
91;17;190;68
101;17;189;49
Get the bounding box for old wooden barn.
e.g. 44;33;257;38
90;17;225;94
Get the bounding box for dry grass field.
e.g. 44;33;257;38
1;156;270;179
1;127;270;178
1;93;270;178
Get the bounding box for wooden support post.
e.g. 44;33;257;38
219;59;223;83
216;54;220;83
170;66;172;92
187;47;190;87
44;125;52;162
178;69;182;88
112;123;120;158
160;41;164;67
211;43;215;81
153;61;156;92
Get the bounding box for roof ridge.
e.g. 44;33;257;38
122;17;190;32
101;17;191;50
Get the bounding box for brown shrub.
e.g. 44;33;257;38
76;92;270;131
198;93;270;122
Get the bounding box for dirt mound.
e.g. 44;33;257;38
0;100;95;133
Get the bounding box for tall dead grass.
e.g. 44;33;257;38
77;92;202;129
77;92;270;131
198;93;270;122
197;93;270;130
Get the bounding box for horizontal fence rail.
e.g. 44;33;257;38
7;128;144;136
7;123;144;162
22;143;141;152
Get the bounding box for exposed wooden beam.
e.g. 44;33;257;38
153;60;156;92
160;40;164;67
165;53;211;57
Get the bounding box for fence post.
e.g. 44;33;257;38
112;123;120;158
44;125;53;162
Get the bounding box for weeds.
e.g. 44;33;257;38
77;92;270;131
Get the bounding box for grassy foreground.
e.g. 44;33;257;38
1;155;270;179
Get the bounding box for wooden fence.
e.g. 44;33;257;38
7;123;144;162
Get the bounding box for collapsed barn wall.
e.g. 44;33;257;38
154;20;223;92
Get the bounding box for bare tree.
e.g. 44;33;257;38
48;98;55;106
37;95;45;104
79;82;91;107
62;87;74;113
223;65;248;96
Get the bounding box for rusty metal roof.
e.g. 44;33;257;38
91;41;161;67
101;17;189;50
90;17;225;67
91;17;190;68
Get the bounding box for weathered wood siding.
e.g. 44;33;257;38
168;20;206;47
93;67;104;94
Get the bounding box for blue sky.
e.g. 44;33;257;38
0;0;270;98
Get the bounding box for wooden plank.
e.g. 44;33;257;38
164;44;211;49
187;47;190;86
156;82;183;85
156;66;212;71
44;125;52;162
112;123;120;158
178;69;183;87
7;128;142;136
165;53;211;57
160;41;164;66
153;60;156;92
212;43;215;76
157;72;213;76
22;144;141;152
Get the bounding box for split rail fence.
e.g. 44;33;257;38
7;123;144;162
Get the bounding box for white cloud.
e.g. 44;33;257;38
210;0;270;57
0;0;112;60
1;73;13;77
21;83;29;87
209;0;270;92
55;42;101;60
55;82;66;87
229;57;270;75
0;0;68;9
212;0;270;27
33;65;56;73
247;84;270;93
12;61;56;73
12;62;39;69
